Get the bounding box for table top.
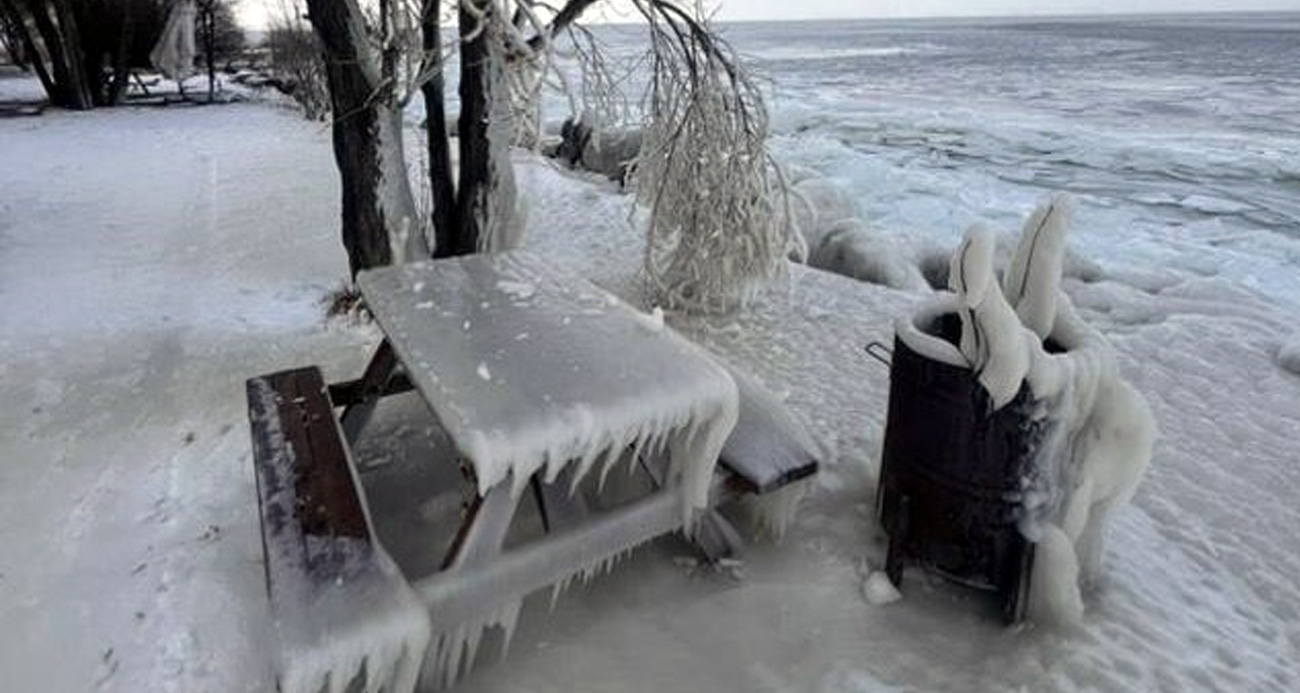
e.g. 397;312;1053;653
357;251;737;505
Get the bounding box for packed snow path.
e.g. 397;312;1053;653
2;97;1299;692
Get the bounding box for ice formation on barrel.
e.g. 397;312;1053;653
949;224;1032;410
947;195;1157;625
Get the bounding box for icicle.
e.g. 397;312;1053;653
597;444;622;494
573;446;612;496
746;478;811;541
495;599;523;660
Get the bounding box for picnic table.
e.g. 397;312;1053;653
251;250;774;691
357;252;741;674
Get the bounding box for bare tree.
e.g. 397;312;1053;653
306;0;789;311
303;0;430;276
265;1;329;119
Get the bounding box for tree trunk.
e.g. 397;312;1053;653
204;3;215;100
47;0;91;108
455;0;519;254
107;0;133;105
306;0;428;277
421;0;458;258
6;0;93;109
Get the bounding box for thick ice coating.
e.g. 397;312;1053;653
949;224;1033;409
357;251;738;526
1004;194;1074;339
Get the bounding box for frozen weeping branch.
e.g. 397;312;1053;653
632;0;791;314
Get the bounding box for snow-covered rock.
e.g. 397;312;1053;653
791;176;857;251
809;219;927;291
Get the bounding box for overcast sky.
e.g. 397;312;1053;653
236;0;1298;29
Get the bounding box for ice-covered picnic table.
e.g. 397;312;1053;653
357;250;739;515
347;250;739;684
249;251;828;692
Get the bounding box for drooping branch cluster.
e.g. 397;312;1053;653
630;0;790;314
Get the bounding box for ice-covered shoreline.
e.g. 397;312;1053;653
4;27;1300;691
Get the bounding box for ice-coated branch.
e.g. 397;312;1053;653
630;0;791;314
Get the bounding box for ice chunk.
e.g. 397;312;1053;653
1064;379;1156;580
948;224;997;309
640;306;665;332
476;362;491;382
496;280;536;300
862;571;903;606
895;295;969;369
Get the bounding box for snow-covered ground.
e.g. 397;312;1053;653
3;69;1300;693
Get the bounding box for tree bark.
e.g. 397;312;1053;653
204;1;215;100
454;0;520;255
421;0;458;257
306;0;428;277
452;0;492;256
47;0;91;108
6;0;92;109
107;0;134;105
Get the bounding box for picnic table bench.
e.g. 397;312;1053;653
248;251;818;691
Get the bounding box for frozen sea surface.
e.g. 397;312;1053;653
740;15;1300;312
577;14;1300;312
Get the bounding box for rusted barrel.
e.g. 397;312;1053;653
875;307;1041;623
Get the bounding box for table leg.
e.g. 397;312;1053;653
339;339;399;444
442;480;522;571
532;467;591;533
638;451;743;562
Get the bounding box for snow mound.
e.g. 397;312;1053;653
1278;336;1300;375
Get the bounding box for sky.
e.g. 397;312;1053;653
235;0;1299;30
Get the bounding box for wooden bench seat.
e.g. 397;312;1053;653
247;366;429;693
248;367;370;578
718;370;819;495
